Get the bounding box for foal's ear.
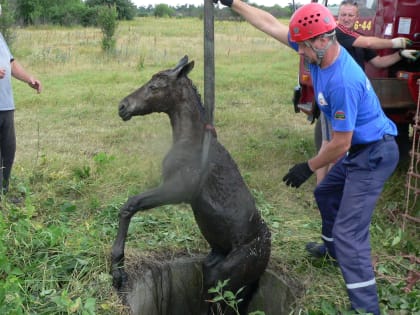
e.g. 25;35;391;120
174;55;189;70
177;61;195;78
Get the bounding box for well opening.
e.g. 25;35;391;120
118;253;298;315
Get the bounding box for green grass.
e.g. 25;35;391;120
0;17;418;314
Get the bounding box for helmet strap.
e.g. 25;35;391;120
305;32;336;66
313;39;333;65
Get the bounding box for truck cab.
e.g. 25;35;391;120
293;0;420;158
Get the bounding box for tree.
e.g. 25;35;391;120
85;0;136;20
41;0;86;26
138;5;154;17
0;1;16;46
16;0;41;25
15;0;87;25
154;4;175;18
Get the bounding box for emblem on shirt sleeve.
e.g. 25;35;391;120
334;110;346;120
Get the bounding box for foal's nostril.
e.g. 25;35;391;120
119;102;126;111
118;101;132;121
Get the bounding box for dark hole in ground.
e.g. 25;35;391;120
118;252;300;315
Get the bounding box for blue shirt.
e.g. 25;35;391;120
289;36;397;145
0;33;15;111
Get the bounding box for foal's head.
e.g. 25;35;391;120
118;56;197;121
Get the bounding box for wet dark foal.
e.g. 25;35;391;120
111;56;271;315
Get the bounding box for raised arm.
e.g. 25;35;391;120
353;35;411;50
216;0;291;47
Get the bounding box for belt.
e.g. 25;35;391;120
348;134;395;155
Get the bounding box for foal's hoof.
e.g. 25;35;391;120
112;268;128;290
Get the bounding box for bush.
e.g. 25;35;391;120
97;5;118;52
154;4;175;18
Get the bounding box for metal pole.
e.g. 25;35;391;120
199;0;215;179
204;0;215;125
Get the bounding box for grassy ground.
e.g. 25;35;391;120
0;17;418;314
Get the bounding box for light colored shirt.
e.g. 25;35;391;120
0;33;15;111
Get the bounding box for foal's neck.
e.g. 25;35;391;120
169;87;205;147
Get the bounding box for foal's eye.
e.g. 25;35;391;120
149;84;159;91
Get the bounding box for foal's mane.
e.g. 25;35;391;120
174;72;206;122
188;77;206;121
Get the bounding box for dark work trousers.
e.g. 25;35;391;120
314;135;399;315
0;110;16;192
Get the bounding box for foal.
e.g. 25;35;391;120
111;56;271;315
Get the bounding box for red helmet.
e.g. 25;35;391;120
289;3;336;42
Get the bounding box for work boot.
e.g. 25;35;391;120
306;242;338;266
305;242;328;258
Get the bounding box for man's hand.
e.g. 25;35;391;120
213;0;233;7
391;37;412;49
27;76;42;93
283;162;313;188
399;49;420;61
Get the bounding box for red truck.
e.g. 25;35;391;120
293;0;420;159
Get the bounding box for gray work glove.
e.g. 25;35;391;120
399;49;420;61
283;162;314;188
391;37;412;49
213;0;233;7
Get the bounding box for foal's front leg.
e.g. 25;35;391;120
111;184;186;289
